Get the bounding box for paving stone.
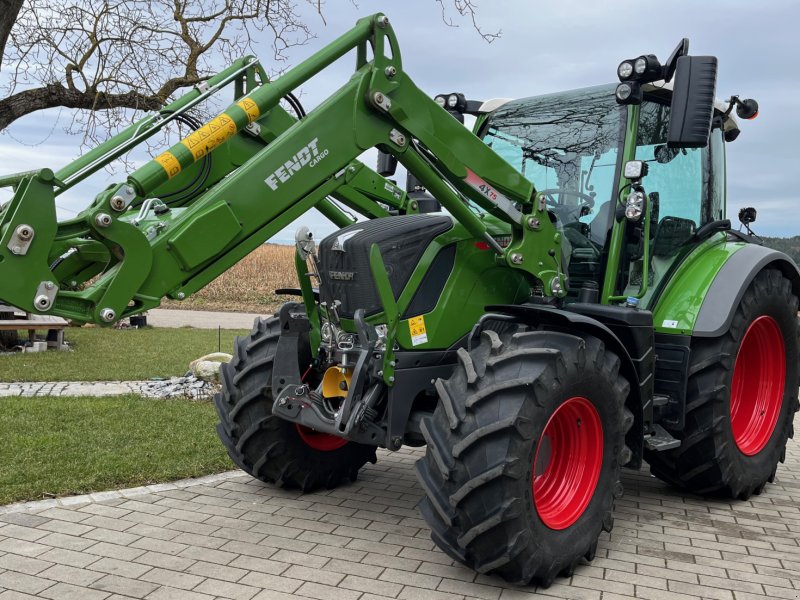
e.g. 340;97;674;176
0;540;50;558
34;546;99;570
238;571;303;593
193;577;259;600
295;581;361;600
226;555;290;576
133;550;194;572
283;564;344;586
38;582;110;600
88;573;158;598
144;587;216;600
88;557;152;579
185;560;249;582
138;567;204;590
0;554;53;576
84;542;146;562
38;563;105;586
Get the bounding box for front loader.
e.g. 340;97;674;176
1;13;798;586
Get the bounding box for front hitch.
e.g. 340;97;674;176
271;304;387;447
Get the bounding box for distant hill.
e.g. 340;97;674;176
762;236;800;264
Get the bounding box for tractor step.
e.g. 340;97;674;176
644;424;681;451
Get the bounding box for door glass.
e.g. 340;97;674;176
630;100;712;306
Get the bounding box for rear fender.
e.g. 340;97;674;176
693;244;800;337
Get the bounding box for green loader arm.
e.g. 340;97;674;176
0;13;564;325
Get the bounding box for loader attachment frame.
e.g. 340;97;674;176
0;13;562;327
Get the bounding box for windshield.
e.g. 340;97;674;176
481;85;625;247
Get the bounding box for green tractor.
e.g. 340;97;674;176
0;14;797;586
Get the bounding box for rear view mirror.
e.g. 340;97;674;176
668;55;718;148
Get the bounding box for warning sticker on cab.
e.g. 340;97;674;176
408;315;428;346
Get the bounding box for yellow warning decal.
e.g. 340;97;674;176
236;98;260;123
180;113;238;161
154;151;182;179
408;315;428;347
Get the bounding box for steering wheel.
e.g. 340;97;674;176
539;189;596;211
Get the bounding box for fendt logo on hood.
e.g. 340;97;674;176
264;138;329;190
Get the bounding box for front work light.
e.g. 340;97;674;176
617;60;635;80
633;54;663;82
615;82;643;105
435;93;467;113
625;189;646;221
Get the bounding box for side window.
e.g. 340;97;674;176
636;102;704;227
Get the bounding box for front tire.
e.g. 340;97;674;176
647;268;799;498
416;329;631;586
214;314;376;492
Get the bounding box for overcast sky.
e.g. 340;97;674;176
1;0;798;239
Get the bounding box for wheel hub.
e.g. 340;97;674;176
730;315;785;456
533;396;604;530
295;424;348;451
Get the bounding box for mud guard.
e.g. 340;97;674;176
694;244;800;337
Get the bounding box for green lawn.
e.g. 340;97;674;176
0;395;234;505
0;327;248;382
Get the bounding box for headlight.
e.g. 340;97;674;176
617;61;634;80
616;83;633;101
434;95;446;108
623;160;648;180
625;189;646;221
447;94;459;108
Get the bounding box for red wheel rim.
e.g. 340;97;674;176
295;425;348;451
533;396;604;530
730;315;785;456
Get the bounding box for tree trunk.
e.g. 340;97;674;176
0;0;24;67
0;83;163;131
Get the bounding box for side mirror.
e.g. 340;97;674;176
377;151;398;177
668;55;718;148
736;98;759;120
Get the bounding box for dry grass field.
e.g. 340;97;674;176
162;243;300;312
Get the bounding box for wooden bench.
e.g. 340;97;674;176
0;312;70;350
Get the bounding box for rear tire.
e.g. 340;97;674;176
647;268;799;498
416;328;631;586
214;314;376;492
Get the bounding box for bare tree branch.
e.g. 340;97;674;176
0;0;496;139
434;0;500;43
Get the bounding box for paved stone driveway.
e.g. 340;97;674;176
1;440;799;600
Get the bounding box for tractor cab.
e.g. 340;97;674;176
476;74;747;309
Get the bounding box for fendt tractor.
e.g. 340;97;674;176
1;14;798;586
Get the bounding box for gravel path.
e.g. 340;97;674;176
0;377;218;399
147;309;266;330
